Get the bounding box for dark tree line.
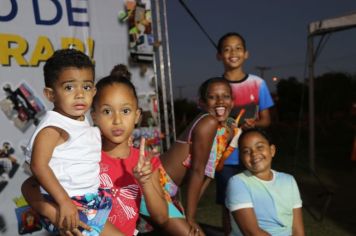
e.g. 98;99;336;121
276;72;356;124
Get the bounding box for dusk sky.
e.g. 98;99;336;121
165;1;356;100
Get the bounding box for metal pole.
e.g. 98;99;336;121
161;0;177;141
152;48;163;148
307;36;315;172
150;2;163;153
153;0;171;149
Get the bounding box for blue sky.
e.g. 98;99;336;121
166;1;356;99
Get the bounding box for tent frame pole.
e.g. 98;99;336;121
307;36;315;172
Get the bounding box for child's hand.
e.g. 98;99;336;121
242;118;256;130
58;219;92;236
58;199;79;231
226;117;238;129
133;137;153;185
59;215;91;236
187;218;205;236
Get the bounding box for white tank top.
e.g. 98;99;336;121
26;111;101;197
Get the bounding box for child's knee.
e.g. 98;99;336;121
154;214;169;227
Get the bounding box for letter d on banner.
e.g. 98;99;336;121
33;0;62;25
0;0;18;21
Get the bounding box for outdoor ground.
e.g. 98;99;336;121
192;122;356;236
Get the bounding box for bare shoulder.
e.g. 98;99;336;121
196;114;219;129
35;126;68;143
193;114;219;137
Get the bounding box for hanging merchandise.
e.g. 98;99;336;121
119;0;154;63
0;141;20;192
132;127;163;153
0;83;46;132
134;93;163;153
117;0;167;154
13;196;42;235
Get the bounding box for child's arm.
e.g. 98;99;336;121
232;208;271;236
226;175;270;235
141;169;168;225
185;116;218;230
256;109;271;127
199;177;212;199
22;177;125;236
30;127;79;230
133;138;168;225
292;208;305;236
21;176;92;235
21;176;59;223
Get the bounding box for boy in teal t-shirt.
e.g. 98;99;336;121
225;128;304;236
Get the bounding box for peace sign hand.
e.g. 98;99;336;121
133;137;153;185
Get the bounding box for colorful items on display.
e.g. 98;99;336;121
0;83;45;132
0;141;19;192
132;127;163;153
13;196;42;235
119;0;154;62
117;1;163;151
135;93;163;152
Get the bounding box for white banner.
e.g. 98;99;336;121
0;1;158;235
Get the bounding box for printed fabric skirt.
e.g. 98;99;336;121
41;188;112;236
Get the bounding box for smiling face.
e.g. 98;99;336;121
92;83;141;152
44;67;96;121
239;131;276;180
217;35;249;71
201;81;233;124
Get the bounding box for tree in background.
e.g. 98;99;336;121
276;72;355;124
173;98;200;135
314;72;355;124
275;72;356;161
276;76;307;123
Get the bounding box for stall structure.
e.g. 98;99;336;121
0;1;174;235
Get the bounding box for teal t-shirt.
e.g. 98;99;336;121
225;170;302;236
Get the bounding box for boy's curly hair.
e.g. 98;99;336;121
43;49;95;88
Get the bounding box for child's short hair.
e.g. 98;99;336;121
217;32;247;53
43;49;95;88
198;77;232;103
238;127;273;147
94;74;138;107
